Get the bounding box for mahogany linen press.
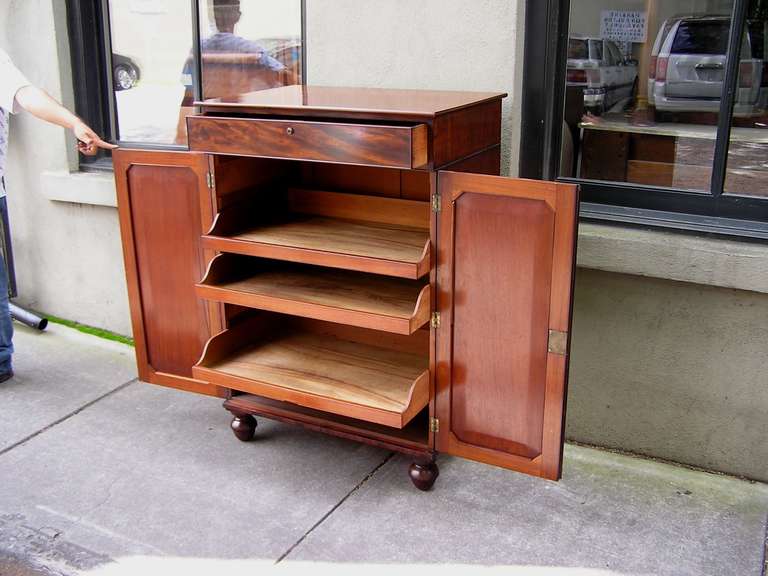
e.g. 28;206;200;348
113;86;578;490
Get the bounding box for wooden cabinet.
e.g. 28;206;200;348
114;86;578;490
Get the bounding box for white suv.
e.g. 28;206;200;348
648;16;768;116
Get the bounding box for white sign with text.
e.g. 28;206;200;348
600;10;647;43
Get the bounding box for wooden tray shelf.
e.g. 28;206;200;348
197;254;431;335
193;317;430;429
202;188;431;279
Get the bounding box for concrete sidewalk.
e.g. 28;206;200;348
0;323;766;576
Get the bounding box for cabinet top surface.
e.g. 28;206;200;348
196;85;507;120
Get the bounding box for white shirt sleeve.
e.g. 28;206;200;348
0;48;31;114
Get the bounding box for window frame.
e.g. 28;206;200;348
66;0;308;160
520;0;768;240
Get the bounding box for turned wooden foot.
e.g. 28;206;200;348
409;460;439;491
230;414;257;442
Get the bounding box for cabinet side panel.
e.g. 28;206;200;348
432;99;502;168
127;164;211;377
451;194;554;459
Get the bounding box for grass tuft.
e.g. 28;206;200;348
45;315;134;347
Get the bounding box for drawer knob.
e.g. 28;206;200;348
286;127;295;136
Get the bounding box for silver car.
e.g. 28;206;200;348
649;16;768;115
567;36;638;115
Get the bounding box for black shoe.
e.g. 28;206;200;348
0;370;13;383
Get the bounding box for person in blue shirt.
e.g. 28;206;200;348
181;0;285;96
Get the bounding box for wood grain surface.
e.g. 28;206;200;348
196;85;507;121
435;172;578;479
113;148;224;397
195;322;430;428
205;215;430;279
188;115;428;169
197;255;430;334
287;188;430;229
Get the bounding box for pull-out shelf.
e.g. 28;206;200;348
193;317;430;429
198;254;431;335
202;189;431;279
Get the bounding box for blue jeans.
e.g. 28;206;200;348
0;197;13;374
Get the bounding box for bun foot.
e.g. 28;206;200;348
409;460;439;491
231;414;257;442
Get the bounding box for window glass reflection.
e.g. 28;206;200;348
199;0;302;100
174;0;303;144
724;5;768;197
109;0;193;144
561;0;735;193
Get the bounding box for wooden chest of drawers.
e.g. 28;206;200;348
113;86;578;490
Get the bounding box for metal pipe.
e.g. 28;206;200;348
9;302;48;331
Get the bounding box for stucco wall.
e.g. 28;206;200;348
1;0;766;481
568;268;768;481
1;0;132;334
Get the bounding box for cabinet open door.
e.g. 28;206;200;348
113;149;225;397
434;171;578;480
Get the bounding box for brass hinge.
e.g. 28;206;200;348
206;171;215;189
430;417;440;433
431;193;441;213
548;329;568;356
430;312;441;329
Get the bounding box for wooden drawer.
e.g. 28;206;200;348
187;116;429;169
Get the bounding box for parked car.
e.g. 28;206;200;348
113;53;141;91
566;36;638;116
648;16;768;115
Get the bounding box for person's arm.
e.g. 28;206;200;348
14;85;116;156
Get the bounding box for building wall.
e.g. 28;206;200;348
1;0;766;481
1;0;132;335
569;268;768;480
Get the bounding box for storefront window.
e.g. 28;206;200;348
108;0;194;144
724;16;768;196
561;0;736;193
105;0;304;146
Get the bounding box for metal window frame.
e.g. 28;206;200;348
65;0;114;170
520;0;768;239
66;0;308;157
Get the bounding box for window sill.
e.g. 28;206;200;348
40;170;116;208
577;222;768;295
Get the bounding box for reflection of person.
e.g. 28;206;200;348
203;0;285;71
181;0;284;93
176;0;288;143
0;48;115;383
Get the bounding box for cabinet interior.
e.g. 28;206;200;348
195;157;433;432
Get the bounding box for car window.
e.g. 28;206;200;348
654;20;676;55
747;21;765;60
590;39;604;61
568;38;589;60
607;41;623;65
671;20;731;55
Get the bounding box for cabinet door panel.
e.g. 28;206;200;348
114;149;224;397
435;172;578;479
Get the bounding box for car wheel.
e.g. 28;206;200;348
114;64;137;91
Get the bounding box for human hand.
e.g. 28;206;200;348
73;121;117;156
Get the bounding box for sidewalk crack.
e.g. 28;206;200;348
275;452;395;564
0;379;136;458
